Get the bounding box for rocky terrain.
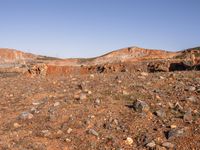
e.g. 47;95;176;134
0;46;200;150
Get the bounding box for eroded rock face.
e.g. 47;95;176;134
0;48;36;64
88;63;126;73
27;64;48;77
148;62;170;72
1;47;200;77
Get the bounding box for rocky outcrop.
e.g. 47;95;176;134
26;64;48;77
148;61;170;72
0;48;36;65
1;46;200;76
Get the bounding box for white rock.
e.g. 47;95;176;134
125;137;133;145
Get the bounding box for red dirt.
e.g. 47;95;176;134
0;46;200;150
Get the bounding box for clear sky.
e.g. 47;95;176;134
0;0;199;58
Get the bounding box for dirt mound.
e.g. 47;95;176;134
80;47;177;65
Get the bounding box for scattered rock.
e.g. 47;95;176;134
13;123;21;128
148;62;169;72
56;130;63;135
155;145;167;150
90;74;94;78
170;125;177;129
117;80;122;83
65;138;71;142
165;128;185;139
122;90;129;95
80;93;87;100
54;102;60;107
183;109;193;123
133;99;150;113
18;112;33;120
141;72;149;76
162;142;175;148
67;128;73;134
159;76;165;79
87;129;99;137
185;96;197;103
155;110;166;118
136;133;150;146
30;107;39;114
41;130;51;137
94;98;101;105
146;140;156;148
32;102;41;106
185;86;196;92
174;102;183;111
125;137;133;145
87;90;92;95
74;93;87;100
196;88;200;93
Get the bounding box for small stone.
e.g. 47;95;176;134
156;95;161;100
32;102;41;106
72;78;76;81
80;93;87;100
41;130;51;137
183;109;193;123
146;140;156;148
113;119;119;125
168;102;174;109
67;128;73;134
65;138;71;142
170;125;177;129
174;102;183;111
13;123;21;128
155;110;166;118
54;102;60;107
138;76;146;79
117;80;122;83
19;112;33;120
166;128;184;139
125;137;133;145
155;145;167;150
57;130;63;135
141;72;149;76
89;115;95;119
94;99;101;105
185;96;196;103
87;129;99;137
162;142;175;148
185;86;196;92
30;107;38;114
74;93;80;100
133;99;150;113
153;89;160;93
88;91;92;94
122;90;129;95
154;137;164;145
90;74;94;78
159;76;165;79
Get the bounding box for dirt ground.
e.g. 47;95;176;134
0;71;200;150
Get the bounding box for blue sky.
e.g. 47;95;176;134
0;0;199;58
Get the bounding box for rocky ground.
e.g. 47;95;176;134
0;70;200;150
